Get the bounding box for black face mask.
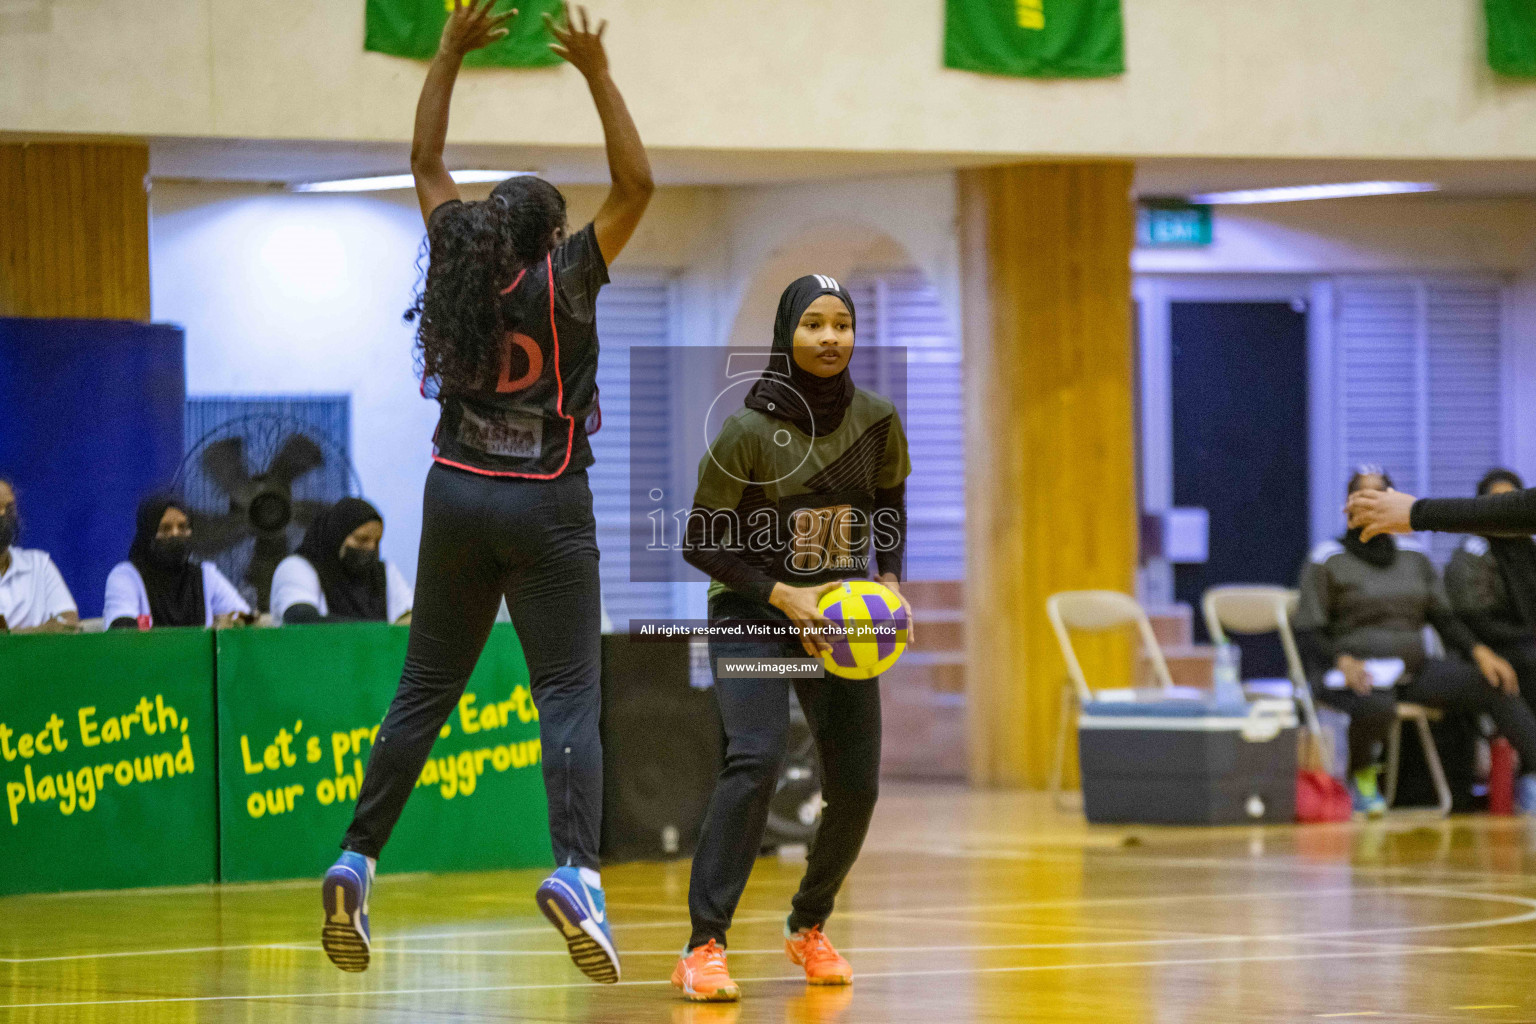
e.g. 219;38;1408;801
150;537;191;570
340;546;379;578
1344;527;1397;569
0;512;16;550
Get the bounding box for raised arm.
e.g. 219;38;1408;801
547;4;653;264
411;0;517;225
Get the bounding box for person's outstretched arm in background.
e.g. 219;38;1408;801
1349;486;1536;540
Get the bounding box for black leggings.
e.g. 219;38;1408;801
688;590;882;951
342;462;604;869
1315;656;1536;774
1494;640;1536;721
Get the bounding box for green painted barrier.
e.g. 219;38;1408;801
0;630;219;895
215;623;551;882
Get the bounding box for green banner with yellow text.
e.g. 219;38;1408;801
215;623;550;882
365;0;565;67
0;630;218;895
945;0;1124;78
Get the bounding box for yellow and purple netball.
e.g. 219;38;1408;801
815;581;909;680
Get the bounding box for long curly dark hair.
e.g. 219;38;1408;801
407;175;568;396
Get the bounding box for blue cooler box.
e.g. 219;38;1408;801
1078;699;1298;825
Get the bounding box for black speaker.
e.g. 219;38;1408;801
599;635;723;862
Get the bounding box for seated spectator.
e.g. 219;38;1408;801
270;498;412;625
105;496;252;630
0;477;79;634
1447;468;1536;714
1294;466;1536;816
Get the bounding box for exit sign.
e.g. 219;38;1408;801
1137;202;1213;247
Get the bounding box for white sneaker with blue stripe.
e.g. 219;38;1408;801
535;865;620;983
320;851;374;972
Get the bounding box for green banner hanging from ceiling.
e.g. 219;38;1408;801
945;0;1124;78
1486;0;1536;77
365;0;565;67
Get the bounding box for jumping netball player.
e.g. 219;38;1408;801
671;275;912;1001
320;0;651;984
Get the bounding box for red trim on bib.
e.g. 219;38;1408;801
431;252;576;480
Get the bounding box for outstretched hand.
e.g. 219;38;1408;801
546;2;609;79
440;0;517;57
1345;488;1416;541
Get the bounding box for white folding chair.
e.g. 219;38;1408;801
1202;584;1322;739
1383;705;1452;816
1046;590;1175;805
1204;584;1450;816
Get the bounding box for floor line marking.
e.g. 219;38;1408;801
877;842;1536;887
6;887;1529;965
0;919;732;964
0;944;1472;1010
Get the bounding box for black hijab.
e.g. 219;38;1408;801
128;495;206;628
1478;470;1536;631
1342;466;1400;568
296;497;388;621
744;274;857;437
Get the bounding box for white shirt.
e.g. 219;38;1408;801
0;547;77;630
102;561;251;628
269;554;413;624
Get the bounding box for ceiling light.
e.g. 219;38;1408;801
1188;181;1440;205
290;170;532;193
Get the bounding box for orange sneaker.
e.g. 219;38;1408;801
785;926;853;986
671;940;741;1002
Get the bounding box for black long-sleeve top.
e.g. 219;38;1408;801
682;391;911;606
1445;537;1533;649
1292;537;1481;680
1413;488;1536;536
682;483;907;604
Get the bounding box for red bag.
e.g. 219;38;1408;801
1489;737;1516;816
1296;768;1352;822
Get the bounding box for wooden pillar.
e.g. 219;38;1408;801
0;143;151;320
959;163;1138;788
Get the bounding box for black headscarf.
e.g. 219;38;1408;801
1478;469;1536;631
128;495;206;628
744;275;857;437
295;497;388;621
1343;465;1398;568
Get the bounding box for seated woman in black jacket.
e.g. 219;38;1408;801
1297;467;1536;816
1446;469;1536;715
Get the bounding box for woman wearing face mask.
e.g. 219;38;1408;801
104;496;253;630
1294;467;1536;816
0;477;80;634
270;498;413;625
670;275;911;1003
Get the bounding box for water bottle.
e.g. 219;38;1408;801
1212;641;1245;708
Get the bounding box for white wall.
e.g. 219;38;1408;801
12;0;1536;163
149;173;963;580
151;182;437;579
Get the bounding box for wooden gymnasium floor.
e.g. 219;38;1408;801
6;783;1536;1023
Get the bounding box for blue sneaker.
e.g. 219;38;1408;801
321;851;374;972
536;866;620;984
1351;767;1387;819
1517;773;1536;814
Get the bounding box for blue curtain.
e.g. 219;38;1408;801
0;318;186;617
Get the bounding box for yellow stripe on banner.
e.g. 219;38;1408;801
1017;0;1044;30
